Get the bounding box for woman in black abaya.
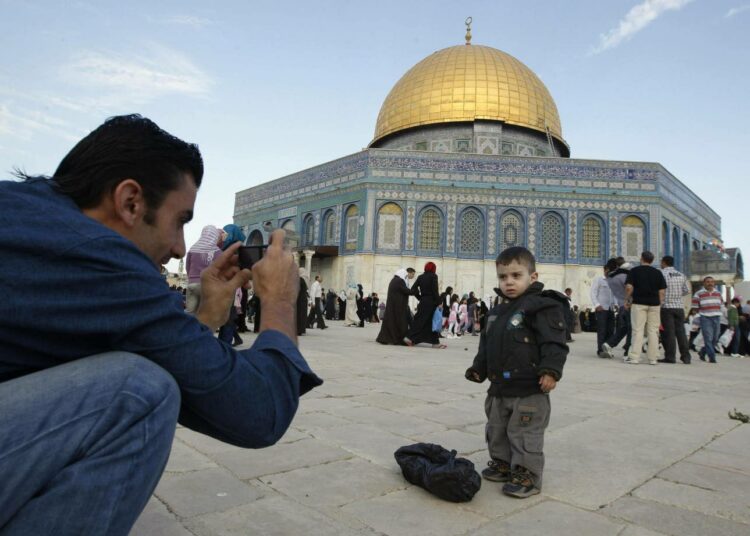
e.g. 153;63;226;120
404;262;444;348
376;269;412;345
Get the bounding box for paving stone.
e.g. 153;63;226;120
704;423;750;457
618;525;670;536
291;411;354;432
312;422;413;467
348;392;428;410
174;428;241;455
186;494;359;536
155;468;262;518
332;405;446;437
472;499;624;535
342;487;488;536
686;447;750;476
211;437;352;479
277;427;311;443
633;478;750;525
267;458;405;508
659;460;750;497
297;395;365;414
416;428;485;455
131;497;194;536
393;402;485;427
603;495;750;536
164;438;217;473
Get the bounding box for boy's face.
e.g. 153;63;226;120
496;260;537;299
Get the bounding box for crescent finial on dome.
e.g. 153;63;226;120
465;17;472;45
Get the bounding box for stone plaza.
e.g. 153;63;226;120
133;322;750;535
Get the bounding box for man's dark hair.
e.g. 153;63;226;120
605;258;619;272
640;251;655;264
18;114;203;224
445;286;453;294
406;267;416;273
496;246;536;273
703;276;714;283
615;256;625;266
661;256;674;267
565;288;572;293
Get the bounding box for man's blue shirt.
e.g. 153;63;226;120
0;178;322;447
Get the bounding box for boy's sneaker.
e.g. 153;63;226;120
502;467;540;498
601;343;614;359
481;459;510;482
623;357;640;364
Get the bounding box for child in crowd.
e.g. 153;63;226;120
466;247;568;498
447;295;460;338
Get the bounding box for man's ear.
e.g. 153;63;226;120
112;179;146;228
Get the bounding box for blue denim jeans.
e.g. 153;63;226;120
0;353;180;535
699;315;721;362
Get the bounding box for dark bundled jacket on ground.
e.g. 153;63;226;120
467;281;568;397
394;443;481;502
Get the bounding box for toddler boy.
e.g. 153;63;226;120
466;247;568;497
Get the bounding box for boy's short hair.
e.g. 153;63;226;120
662;256;674;267
640;251;655;264
496;246;536;273
605;258;619;272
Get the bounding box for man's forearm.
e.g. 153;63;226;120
260;302;298;344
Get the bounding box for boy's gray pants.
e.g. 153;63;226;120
485;393;551;488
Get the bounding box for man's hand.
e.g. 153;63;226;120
251;229;300;343
195;242;251;331
539;374;557;393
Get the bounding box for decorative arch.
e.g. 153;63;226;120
376;202;404;250
622;215;645;262
248;229;263;246
538;211;565;262
662;221;670;258
682;233;690;274
322;209;336;245
672;226;680;270
580;213;605;263
302;214;315;246
281;218;298;247
458;206;484;257
417;205;443;253
500;210;525;251
344;204;359;251
693;239;700;251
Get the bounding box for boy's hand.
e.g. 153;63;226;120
465;368;482;383
539;374;557;393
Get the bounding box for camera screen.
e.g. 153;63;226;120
238;245;267;269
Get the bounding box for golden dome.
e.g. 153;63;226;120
371;44;566;149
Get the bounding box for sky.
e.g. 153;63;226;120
1;0;749;273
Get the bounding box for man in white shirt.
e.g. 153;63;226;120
306;275;328;330
590;265;614;358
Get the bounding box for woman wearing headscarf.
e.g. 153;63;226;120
296;267;309;336
325;289;337;320
376;269;412;345
356;284;366;327
185;225;223;313
344;286;360;326
404;262;444;348
217;224;246;346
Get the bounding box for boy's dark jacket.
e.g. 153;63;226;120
466;282;568;397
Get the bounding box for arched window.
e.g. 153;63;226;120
281;219;298;247
672;227;680;269
662;221;670;258
692;239;700;251
345;205;359;251
376;203;403;250
459;208;484;256
581;215;604;262
323;210;336;245
682;233;690;274
248;230;263;246
538;212;564;261
622;215;645;262
418;207;442;252
500;211;524;251
302;214;315;246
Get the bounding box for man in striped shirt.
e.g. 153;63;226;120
692;276;722;363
